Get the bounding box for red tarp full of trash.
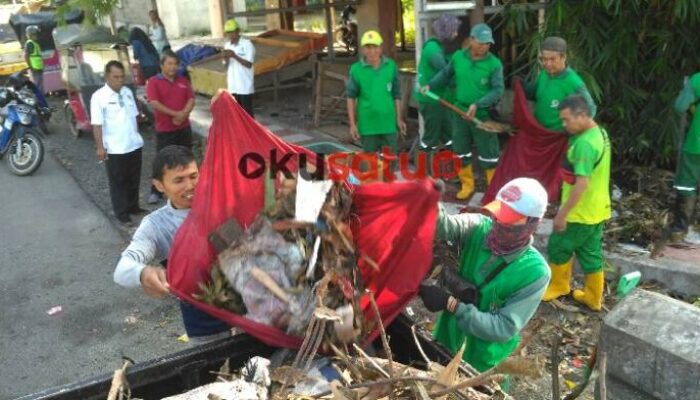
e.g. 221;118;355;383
482;79;568;205
168;93;440;348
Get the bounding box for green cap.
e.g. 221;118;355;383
470;23;494;44
224;19;239;33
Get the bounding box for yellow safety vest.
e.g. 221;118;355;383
26;39;43;71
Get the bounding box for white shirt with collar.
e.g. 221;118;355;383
90;84;144;154
225;37;255;95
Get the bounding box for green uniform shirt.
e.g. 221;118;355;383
346;56;401;136
432;207;550;372
526;68;596;131
430;50;504;120
415;39;449;104
561;126;612;224
673;72;700;154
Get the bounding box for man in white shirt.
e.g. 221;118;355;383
223;19;255;117
91;60;145;226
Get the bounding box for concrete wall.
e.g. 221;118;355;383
112;0;211;38
112;0;155;29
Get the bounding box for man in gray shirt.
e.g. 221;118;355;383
114;145;230;341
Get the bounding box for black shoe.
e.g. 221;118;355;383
117;215;133;227
130;207;148;215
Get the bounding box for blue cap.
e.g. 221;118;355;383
470;23;494;44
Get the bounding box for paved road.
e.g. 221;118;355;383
0;142;183;399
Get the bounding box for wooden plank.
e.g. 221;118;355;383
313;60;324;127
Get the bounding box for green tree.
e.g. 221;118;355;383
55;0;121;26
498;0;700;167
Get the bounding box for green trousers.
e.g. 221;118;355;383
674;151;700;197
547;222;605;274
360;133;398;154
451;111;500;169
419;102;453;149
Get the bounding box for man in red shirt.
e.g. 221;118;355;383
146;50;196;204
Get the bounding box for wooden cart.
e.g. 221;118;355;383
188;29;327;99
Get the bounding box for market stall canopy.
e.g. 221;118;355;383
9;9;83;49
52;24;127;50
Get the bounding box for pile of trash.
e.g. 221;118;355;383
195;171;363;340
606;166;675;248
156;344;543;400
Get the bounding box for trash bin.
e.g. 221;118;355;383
304;141;350;155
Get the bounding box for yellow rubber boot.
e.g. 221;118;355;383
573;271;604;311
456;165;475;200
542;260;573;301
485;168;496;185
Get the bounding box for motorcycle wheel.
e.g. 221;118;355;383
6;129;44;176
64;103;81;138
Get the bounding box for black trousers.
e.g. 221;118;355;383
106;148;142;221
151;126;193;195
232;93;254;117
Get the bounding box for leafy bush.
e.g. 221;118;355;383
498;0;700;167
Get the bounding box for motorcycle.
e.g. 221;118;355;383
335;5;358;55
6;70;53;136
0;85;45;176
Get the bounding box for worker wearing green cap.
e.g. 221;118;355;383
422;23;504;200
223;19;256;117
346;30;407;157
414;15;461;174
524;36;596;132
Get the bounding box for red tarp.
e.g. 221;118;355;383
482;79;568;205
167;93;440;348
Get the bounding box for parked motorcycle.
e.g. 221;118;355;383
335;5;357;55
6;70;52;135
0;85;45;176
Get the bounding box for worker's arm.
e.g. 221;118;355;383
23;42;32;68
475;66;505;109
346;70;360;140
554;176;589;231
522;73;538;100
673;76;698;113
427;50;448;71
554;140;597;231
392;66;406;136
149;100;180;117
225;41;255;69
427;60;455;91
453;275;549;342
90;95;107;161
575;84;598;118
436;204;485;246
114;216;170;297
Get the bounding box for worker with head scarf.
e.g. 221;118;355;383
414;14;461;175
419;177;551;373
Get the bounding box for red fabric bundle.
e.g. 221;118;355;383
482;80;568;205
167;93;440;348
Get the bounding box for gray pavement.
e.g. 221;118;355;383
0;145;183;399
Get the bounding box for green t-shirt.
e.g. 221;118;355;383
561;126;612;224
430;50;504;120
673;72;700;154
531;68;596;131
346;56;401;136
414;39;448;104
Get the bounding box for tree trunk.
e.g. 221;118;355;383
470;0;485;26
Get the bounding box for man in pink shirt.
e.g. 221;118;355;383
146;50;195;204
